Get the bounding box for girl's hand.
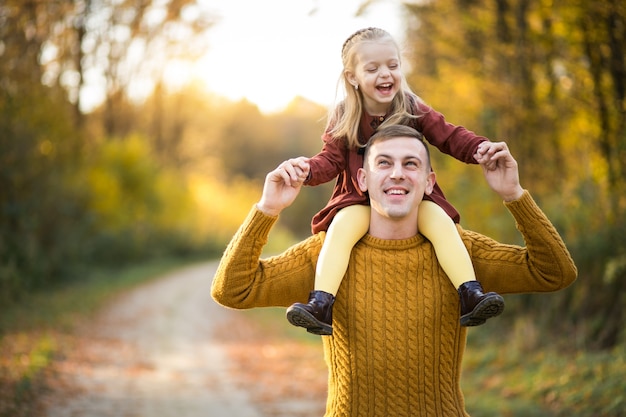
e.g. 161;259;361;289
475;141;502;171
277;157;310;186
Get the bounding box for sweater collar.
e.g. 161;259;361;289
360;233;427;250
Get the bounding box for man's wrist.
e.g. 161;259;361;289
502;186;525;202
256;201;280;217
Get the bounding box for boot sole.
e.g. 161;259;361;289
460;294;505;327
286;305;333;335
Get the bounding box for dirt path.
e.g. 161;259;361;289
41;262;326;417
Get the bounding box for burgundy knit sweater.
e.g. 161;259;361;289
306;99;489;233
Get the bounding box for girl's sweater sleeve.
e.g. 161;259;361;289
463;191;577;294
416;101;489;164
211;206;320;309
305;131;349;186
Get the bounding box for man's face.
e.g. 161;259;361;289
357;136;435;223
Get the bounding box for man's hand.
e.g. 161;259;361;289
475;142;524;202
257;157;311;216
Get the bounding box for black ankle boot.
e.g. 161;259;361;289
286;290;335;335
458;281;505;326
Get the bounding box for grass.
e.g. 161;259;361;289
462;323;626;417
0;258;194;417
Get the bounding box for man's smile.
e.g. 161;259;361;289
385;187;408;195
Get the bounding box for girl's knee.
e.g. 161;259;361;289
331;206;370;234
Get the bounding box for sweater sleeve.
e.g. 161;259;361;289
463;191;577;294
305;131;349;186
211;205;320;309
415;101;489;164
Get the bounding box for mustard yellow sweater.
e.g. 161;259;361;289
212;191;577;417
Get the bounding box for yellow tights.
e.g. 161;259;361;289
314;201;475;295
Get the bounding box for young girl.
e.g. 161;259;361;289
285;27;504;335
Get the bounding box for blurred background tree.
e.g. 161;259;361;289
404;0;625;349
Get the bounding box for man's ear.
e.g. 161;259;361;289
424;171;436;196
357;167;368;192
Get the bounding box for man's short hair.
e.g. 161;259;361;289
363;125;431;168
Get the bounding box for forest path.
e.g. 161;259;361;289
40;262;279;417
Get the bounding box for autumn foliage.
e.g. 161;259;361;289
1;0;625;351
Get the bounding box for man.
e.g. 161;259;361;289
212;125;577;416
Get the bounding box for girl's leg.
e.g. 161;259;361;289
286;205;370;335
315;205;371;295
417;200;474;289
417;200;504;326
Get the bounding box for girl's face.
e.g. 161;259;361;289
345;40;402;115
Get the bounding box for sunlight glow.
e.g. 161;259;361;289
78;0;405;114
186;0;405;113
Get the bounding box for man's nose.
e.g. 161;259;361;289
390;164;405;179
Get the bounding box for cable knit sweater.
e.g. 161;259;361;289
211;191;577;417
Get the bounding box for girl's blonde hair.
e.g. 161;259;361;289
327;27;424;149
